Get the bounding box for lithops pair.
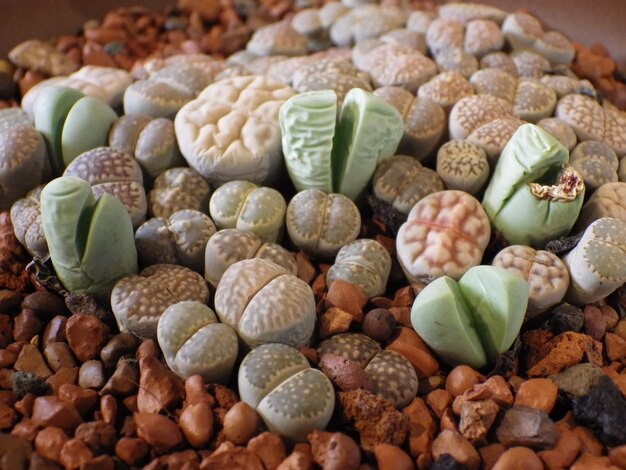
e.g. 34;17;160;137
10;186;48;259
436;140;490;195
318;333;418;408
411;265;528;369
417;71;474;111
569;141;619;191
111;264;209;339
209;180;286;243
426;16;505;59
576;182;626;229
204;229;296;287
214;258;315;348
291;3;349;52
396;190;491;283
448;94;516;140
280;88;403;200
238;344;334;441
246;20;308;56
135;210;217;273
329;4;406;47
40;176;138;302
148;167;211;218
482;124;585;247
175;75;295;186
157;301;238;383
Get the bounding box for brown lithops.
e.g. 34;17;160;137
480;51;519;77
435;47;479;79
555;93;605;141
417;71;474;111
513;78;557;123
246;21;308;56
511;50;551;79
10;186;48;259
537;117;578;151
577;182;626;228
569;141;619;191
466;117;524;164
438;2;507;25
448;94;515;140
602;101;626;157
148;167;211;218
501;12;544;52
426;18;465;56
470;68;518;102
464;19;504;58
534;31;575;65
436;140;490;195
329;4;406;47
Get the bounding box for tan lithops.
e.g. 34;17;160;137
555;93;605;141
513;78;557;123
539;74;594;99
569;141;619;191
577;182;626;228
620;157;626;182
435;47;479;79
464;19;505;58
71;65;133;108
318;1;350;28
418;71;474;111
470;68;518;102
467;117;525;164
534;31;575;65
448;94;516;140
438;2;507;25
245;55;289;76
406;10;437;34
247;21;308;56
480;51;518;77
329;4;406;47
436;140;490;195
502;12;544;52
511;51;551;79
266;56;315;85
10;186;48;259
291;8;324;40
9;39;78;76
381;29;427;53
148;167;211;218
492;245;569;317
603;101;626;157
537;117;577;151
426;18;465;56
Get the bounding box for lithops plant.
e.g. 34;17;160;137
21;76;107;117
436;140;490;195
148;167;211;218
406;10;437;34
438;2;507;24
469;68;518;103
425;18;464;56
540;74;594;99
448;94;516;140
492;245;569;317
135;210;217;273
435;48;479;79
204;229;296;288
396;190;491;283
329;4;406;47
372;155;444;215
479;51;518;78
513;78;557;123
482;124;585;247
157;301;238;383
111;263;209;339
417;71;474;111
247;21;308;56
209;180;286;243
317;333;418;408
511;51;551;79
537;117;577;151
9;39;78;77
569;141;619;191
286;190;361;259
562;217;626;305
63;147;147;228
70;65;133;108
175;75;295;186
214;258;316;348
238;344;334;441
40;176;138;302
603;101;626;157
577;182;626;229
464;19;504;57
10;186;48;259
327;239;391;298
466;117;524;164
380;28;427;53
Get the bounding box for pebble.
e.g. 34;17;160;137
43;342;77;372
584;305;607;341
0;290;22;312
426;389;452;419
65;314;109;363
59;437;94;469
31;396;82;434
495;406;557;449
74;421;116;453
319;353;373;392
14;344;52;379
432;429;481;470
385;327;439;378
78;360;106;390
42;316;67;348
184;375;215;408
550;363;603;396
373;443;413;470
458;399;499;442
445;365;484;397
248;432;286;470
100;358;138;396
11;418;38;441
58;384;98;417
45;367;78;395
403;397;435;457
606;333;626;361
492;447;543;470
479;443;506;470
100;333;138;368
325;279;368;321
222;401;261;445
309;430;361;470
201;447;265;469
137;356;184;413
0;401;17;429
13;309;42;342
35;426;69;462
537;425;582;469
21;292;67;319
100;395;117;426
134;412;183;452
513;378;558;413
276;450;313;470
179;402;214;448
115;437;149;466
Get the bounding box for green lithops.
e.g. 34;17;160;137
280;87;403;200
40;176;138;302
157;301;238;383
411;265;528;369
238;344;334;441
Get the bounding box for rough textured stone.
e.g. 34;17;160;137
31;396;82;434
65;314;109;362
550;363;603;396
496;406;557;449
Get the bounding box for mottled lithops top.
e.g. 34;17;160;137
8;39;78;76
511;51;551;79
204;229;296;287
502;12;544;51
136;54;225;82
438;2;507;24
247;21;308;56
556;93;605;143
513;78;557;123
435;47;479;79
469;68;518;103
436;140;490;195
63;147;147;228
175;75;295;186
540;75;593;99
71;65;133;108
466;117;525;163
577;182;626;229
111;264;209;339
329;4;406;47
464;19;505;58
417;71;474;110
10;186;48;259
603;101;626;157
373;155;444;215
570;141;619;191
492;245;569;317
148;167;211;218
396;190;491;282
286;190;361;259
426;18;464;55
214;258;315;348
449;94;515;140
480;51;518;77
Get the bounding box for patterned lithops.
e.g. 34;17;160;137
426;18;464;56
135;210;217;273
492;245;569;317
569;141;619;191
537;117;577;151
317;333;418;408
436;140;490;195
157;301;238;383
437;2;507;24
511;51;550;79
556;93;605;142
372;155;444;215
417;71;474;111
209;180;286;243
464;19;504;57
327;239;391;298
63;147;147;228
562;218;626;305
286;190;360;259
513;78;557;123
435;47;479;79
214;258;315;348
448;94;515;140
480;51;518;77
246;21;308;56
469;68;517;103
603;101;626;157
238;344;334;441
577;182;626;229
466;117;524;164
329;4;405;47
204;229;296;288
111;264;209;339
10;186;48;259
148;167;211;218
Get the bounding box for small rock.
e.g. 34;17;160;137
0;433;32;469
248;432;286;470
115;437;149;466
222;402;261;445
200;447;265;469
276;451;313;470
496;406;557;449
514;378;558;413
184;375;215;408
134;412;183;452
0;316;12;349
21;292;67;319
537;425;582;469
100;358;138;396
82;454;115;470
12;372;48;399
609;445;626;469
583;305;606;341
45;367;78;395
100;333;138;368
296;251;316;284
0;401;17;429
78;360;106;389
543;303;584;334
14;344;52;379
11;417;39;441
606;333;626;361
386;327;439;379
325;279;367;321
309;430;360;470
445;365;484;398
100;395;117;426
493;447;543;470
373;443;413;470
59;438;93;470
136;339;160;361
403;397;435;458
65;314;109;362
43;342;77;372
426;389;452;419
478;443;506;469
31;396;82;434
58;384;98;417
362;309;396;342
29;452;58;470
0;349;15;368
430;453;466;470
550;363;603;397
452;376;513;413
458;399;499;442
74;421;116;453
34;427;69;462
13;309;42;342
42;316;67;348
137;356;184;413
571;452;615;469
179;402;214;448
0;290;22;311
432;430;481;470
318;307;354;338
319;353;373;392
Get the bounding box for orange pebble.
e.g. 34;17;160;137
514;378;558;413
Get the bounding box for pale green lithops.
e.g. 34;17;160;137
562;218;626;305
327;239;391;298
157;301;238;383
286;190;361;259
279;88;403;200
209;180;286;243
111;264;209;339
40;176;138;302
10;186;48;259
482;123;585;247
317;333;418;408
569;141;619;191
238;344;334;441
214;258;315;348
148;167;211;218
135;210;217;273
492;245;569;318
396;190;491;283
411;265;529;369
204;229;296;287
436;140;490;195
576;182;626;229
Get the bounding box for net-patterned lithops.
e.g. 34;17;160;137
437;2;507;25
246;21;308;56
435;47;479;79
464;19;504;58
214;258;315;348
603;101;626;157
479;51;518;78
436;140;490;195
238;344;334;441
513;78;557;123
469;68;517;103
556;93;606;142
576;182;626;229
569;141;619;191
537;117;577;151
329;4;405;47
426;18;464;56
157;301;238;383
466;117;525;164
417;71;474;111
448;94;515;140
209;180;286;243
511;50;550;79
10;186;48;259
148;167;211;218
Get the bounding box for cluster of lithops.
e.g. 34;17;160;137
577;182;626;229
147;167;211;218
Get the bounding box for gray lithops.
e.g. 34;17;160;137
534;31;575;65
480;51;518;77
238;344;334;441
111;264;210;339
135;210;217;272
406;10;437;34
492;245;569;317
417;71;474;111
466;117;524;164
148;167;211;218
556;93;605;142
436;140;490;195
209;180;286;243
577;182;626;229
157;301;238;383
603;101;626;157
214;258;315;348
438;2;507;24
511;50;550;79
448;94;515;140
435;48;479;79
501;12;544;52
464;19;504;57
327;239;391;298
537;117;577;151
570;141;619;191
286;190;360;259
247;21;308;56
380;28;427;53
470;68;517;103
204;229;296;288
10;186;48;259
426;18;464;56
540;74;594;99
513;78;557;123
562;218;626;305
